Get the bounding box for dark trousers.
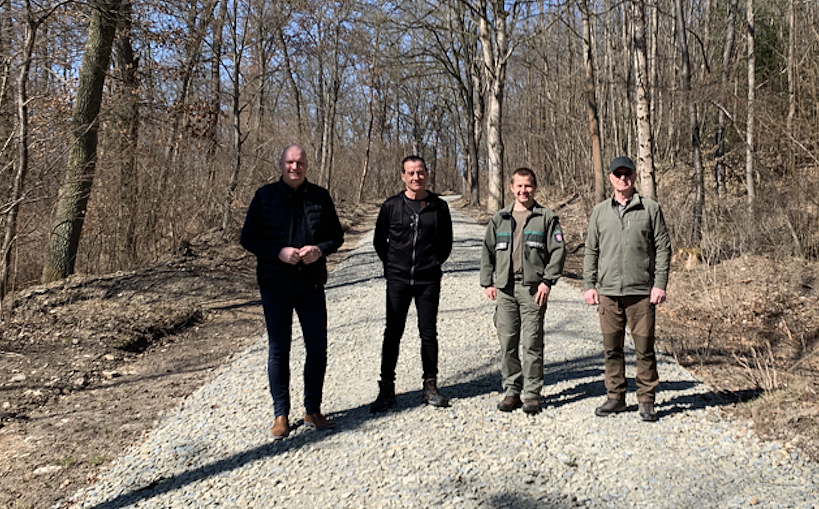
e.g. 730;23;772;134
380;280;441;382
598;294;658;403
260;284;327;417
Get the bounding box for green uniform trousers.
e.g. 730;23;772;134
495;279;547;399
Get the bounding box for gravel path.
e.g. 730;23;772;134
63;207;818;509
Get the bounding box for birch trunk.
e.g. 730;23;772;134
632;0;656;200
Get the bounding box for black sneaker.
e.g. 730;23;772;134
370;380;396;413
639;402;659;422
594;398;627;417
423;378;449;407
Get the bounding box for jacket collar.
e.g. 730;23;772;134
610;192;642;212
500;200;544;217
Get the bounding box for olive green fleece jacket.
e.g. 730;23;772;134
480;202;566;290
583;193;671;296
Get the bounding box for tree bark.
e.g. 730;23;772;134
479;0;511;213
580;0;605;204
42;0;123;283
715;0;738;198
675;0;704;245
745;0;756;210
632;0;656;200
1;0;37;298
114;0;139;266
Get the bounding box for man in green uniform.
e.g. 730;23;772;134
481;168;566;414
583;156;671;422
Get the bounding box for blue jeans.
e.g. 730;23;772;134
380;280;441;382
260;284;327;417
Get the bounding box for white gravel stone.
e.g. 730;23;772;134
58;203;819;509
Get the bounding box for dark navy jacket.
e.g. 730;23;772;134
241;178;344;289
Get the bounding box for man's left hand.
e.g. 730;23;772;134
650;287;666;305
534;282;551;307
298;245;322;265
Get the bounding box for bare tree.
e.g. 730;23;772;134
42;0;123;283
580;0;605;204
675;0;704;244
1;0;38;298
632;0;656;200
113;0;139;265
478;0;517;212
745;0;755;210
715;0;738;198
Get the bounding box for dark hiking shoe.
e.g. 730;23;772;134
594;398;627;417
497;394;522;412
423;378;449;407
639;402;659;422
522;397;541;415
370;380;396;413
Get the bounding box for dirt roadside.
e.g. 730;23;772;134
0;202;379;509
2;195;817;509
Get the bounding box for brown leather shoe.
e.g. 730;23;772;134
594;398;627;417
271;416;289;440
304;412;335;429
522;397;541;415
497;394;522;412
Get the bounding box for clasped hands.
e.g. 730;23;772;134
278;245;322;265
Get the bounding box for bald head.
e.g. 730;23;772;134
279;145;308;189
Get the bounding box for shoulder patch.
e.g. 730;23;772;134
554;230;564;243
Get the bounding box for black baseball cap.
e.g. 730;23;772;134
609;156;636;173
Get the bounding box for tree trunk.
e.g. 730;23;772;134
480;0;510;213
358;47;379;203
221;0;243;231
278;24;304;142
715;0;738;198
1;2;36;298
745;0;756;210
675;0;704;245
632;0;656;200
580;0;605;204
114;0;139;266
42;0;122;283
786;0;795;172
206;0;225;164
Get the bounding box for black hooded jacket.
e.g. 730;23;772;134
373;191;453;285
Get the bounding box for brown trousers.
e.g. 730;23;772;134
598;295;658;403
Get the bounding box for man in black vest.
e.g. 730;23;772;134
370;155;454;413
241;145;344;439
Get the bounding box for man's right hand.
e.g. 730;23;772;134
583;288;599;306
484;286;497;301
278;247;301;265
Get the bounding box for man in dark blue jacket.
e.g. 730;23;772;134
241;145;344;439
370;155;453;413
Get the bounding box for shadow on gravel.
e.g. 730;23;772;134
539;353;754;419
79;371;502;509
486;492;572;509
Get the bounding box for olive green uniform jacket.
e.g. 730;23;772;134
480;202;566;290
583;193;671;296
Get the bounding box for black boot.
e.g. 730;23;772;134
370;380;396;413
423;378;449;407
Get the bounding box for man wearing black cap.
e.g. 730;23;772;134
582;156;671;422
